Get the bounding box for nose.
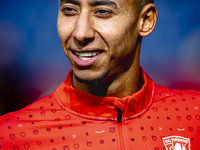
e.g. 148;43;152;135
73;13;95;44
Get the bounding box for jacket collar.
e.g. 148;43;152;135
55;67;155;120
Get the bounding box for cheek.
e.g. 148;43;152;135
57;16;75;45
57;17;76;61
96;20;125;43
95;17;137;51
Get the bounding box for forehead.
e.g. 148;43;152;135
60;0;117;4
59;0;133;8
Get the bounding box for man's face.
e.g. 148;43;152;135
57;0;140;84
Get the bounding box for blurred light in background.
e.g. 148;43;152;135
0;0;200;115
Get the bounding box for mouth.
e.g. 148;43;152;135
72;50;102;61
70;49;104;67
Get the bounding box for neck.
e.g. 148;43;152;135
106;65;141;98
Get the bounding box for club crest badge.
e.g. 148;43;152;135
162;136;191;150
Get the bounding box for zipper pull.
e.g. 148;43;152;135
117;107;123;123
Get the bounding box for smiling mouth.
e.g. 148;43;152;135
73;51;102;61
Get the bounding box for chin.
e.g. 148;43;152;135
74;71;108;85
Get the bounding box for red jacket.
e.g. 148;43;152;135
0;69;200;150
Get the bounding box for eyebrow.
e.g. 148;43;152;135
90;0;118;9
60;0;118;9
60;0;79;5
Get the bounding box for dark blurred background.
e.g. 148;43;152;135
0;0;200;116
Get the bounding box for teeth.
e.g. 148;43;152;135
79;57;91;61
75;51;100;57
74;51;100;61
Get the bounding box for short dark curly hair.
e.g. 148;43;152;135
134;0;154;15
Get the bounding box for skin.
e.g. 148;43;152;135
57;0;158;98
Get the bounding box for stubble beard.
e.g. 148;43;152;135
74;72;108;85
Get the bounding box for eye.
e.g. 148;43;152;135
61;6;78;16
94;9;113;18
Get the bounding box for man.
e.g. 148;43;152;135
0;0;199;149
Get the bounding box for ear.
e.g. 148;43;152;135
138;4;158;37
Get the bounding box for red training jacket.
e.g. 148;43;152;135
0;68;200;150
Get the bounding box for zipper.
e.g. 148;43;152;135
116;107;126;150
117;107;123;123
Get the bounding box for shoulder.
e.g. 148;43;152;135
154;84;200;101
153;84;200;113
0;93;67;146
0;94;55;132
0;93;64;121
